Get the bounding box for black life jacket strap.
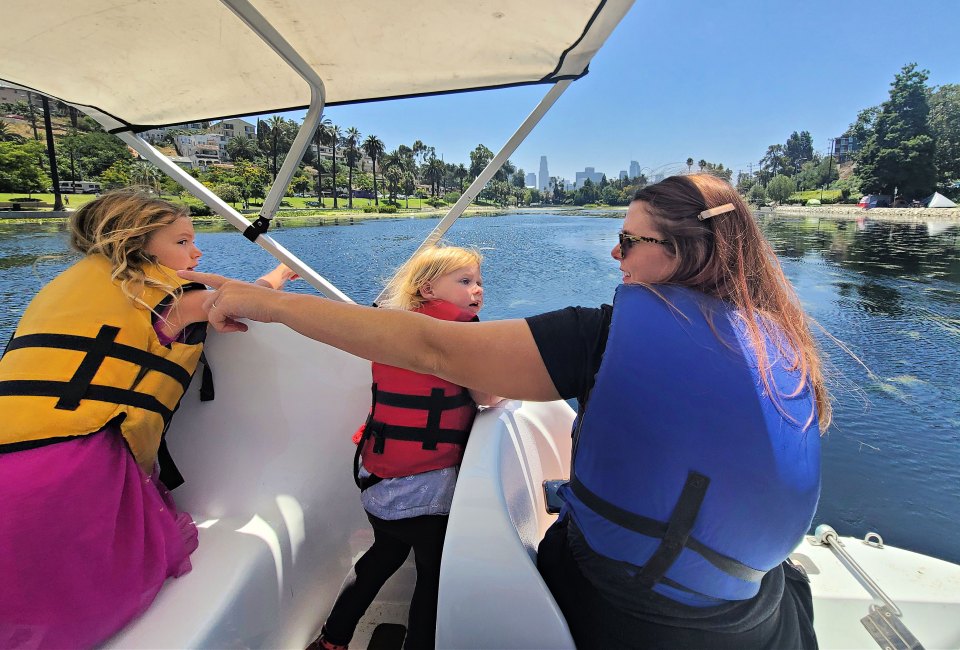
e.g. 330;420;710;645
369;382;472;452
635;471;709;588
157;437;184;490
354;409;384;492
0;380;174;423
365;420;470;453
569;474;764;584
3;328;193;393
199;351;215;402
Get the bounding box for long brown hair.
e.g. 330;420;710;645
69;189;189;307
634;174;831;432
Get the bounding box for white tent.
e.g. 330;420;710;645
925;192;958;208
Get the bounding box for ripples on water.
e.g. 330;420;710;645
2;212;959;563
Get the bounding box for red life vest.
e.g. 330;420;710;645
357;300;478;480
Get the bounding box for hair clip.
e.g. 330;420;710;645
697;203;735;221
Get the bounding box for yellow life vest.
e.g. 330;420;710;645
0;254;207;473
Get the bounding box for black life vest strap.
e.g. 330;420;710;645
353;406;384;492
373;387;473;411
370;382;472;452
365;420;470;453
3;328;193;394
569;474;764;584
0;380;174;423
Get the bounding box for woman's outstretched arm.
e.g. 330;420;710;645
179;271;560;402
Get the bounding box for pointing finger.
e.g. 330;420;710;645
178;270;229;288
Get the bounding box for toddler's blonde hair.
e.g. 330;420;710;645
379;243;483;311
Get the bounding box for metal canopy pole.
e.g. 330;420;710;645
113;132;350;302
374;79;574;305
219;0;326;226
107;0;353;301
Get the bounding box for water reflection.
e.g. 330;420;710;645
1;213;959;564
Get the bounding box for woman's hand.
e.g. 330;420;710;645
178;270;285;333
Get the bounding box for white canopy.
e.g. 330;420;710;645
1;0;633;132
925;192;958;208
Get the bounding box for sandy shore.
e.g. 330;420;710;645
766;204;960;222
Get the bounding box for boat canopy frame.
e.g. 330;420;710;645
2;0;635;302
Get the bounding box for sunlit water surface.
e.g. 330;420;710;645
2;211;959;563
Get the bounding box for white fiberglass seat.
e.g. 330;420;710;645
104;323;377;648
437;399;577;649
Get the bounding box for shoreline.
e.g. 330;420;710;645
765;204;960;222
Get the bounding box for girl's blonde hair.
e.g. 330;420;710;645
634;174;831;433
69;189;190;307
379;243;483;311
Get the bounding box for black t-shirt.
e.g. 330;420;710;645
524;304;613;405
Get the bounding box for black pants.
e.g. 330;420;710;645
323;512;448;650
537;518;818;650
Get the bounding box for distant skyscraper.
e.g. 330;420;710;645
538;156;550;192
574;167;605;188
525;172;537;188
629;160;640;178
619;170;628;180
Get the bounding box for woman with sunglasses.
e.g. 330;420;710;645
183;173;828;649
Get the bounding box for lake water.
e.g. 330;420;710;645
2;211;959;564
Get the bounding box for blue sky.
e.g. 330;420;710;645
282;0;960;183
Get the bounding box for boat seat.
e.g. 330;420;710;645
104;515;283;648
102;323;376;647
437;400;576;649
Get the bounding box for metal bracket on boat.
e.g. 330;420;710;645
814;525;925;650
862;604;924;650
243;216;272;242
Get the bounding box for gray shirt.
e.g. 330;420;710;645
358;457;458;520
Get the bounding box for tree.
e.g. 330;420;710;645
131;161;161;193
425;156;445;196
761;144;788;178
226;136;257;161
0;121;25;143
99;160;131;190
0;140;50;192
344;127;361;208
362;135;385;206
766;174;796;204
929;84;960;196
686;158;693;173
697;159;707;172
784;131;814;172
468;144;494;179
747;183;768;205
855;63;936;198
455;164;468;192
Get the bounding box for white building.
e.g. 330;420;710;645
176;133;223;170
525;172;537;188
538;156;550;192
574;167;605;188
212;118;256;142
140;122;210;145
629;160;640;178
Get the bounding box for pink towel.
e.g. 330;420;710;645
0;428;198;649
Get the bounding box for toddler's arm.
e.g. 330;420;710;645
255;263;299;290
470;388;504;408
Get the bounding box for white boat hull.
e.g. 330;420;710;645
107;325;960;649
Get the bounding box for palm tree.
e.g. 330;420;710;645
455;164;468;192
319;118;342;208
362;135;385;206
0;121;25;143
698;159;707;172
132;161;161;194
266;115;287;180
226;136;257;162
344;127;361;209
686;158;694;173
425;156;445;196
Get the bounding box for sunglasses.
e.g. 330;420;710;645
618;231;672;258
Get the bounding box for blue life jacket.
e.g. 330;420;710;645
560;284;821;606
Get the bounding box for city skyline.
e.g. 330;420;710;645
278;0;959;185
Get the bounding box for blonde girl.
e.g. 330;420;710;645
0;189;293;649
313;244;499;650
